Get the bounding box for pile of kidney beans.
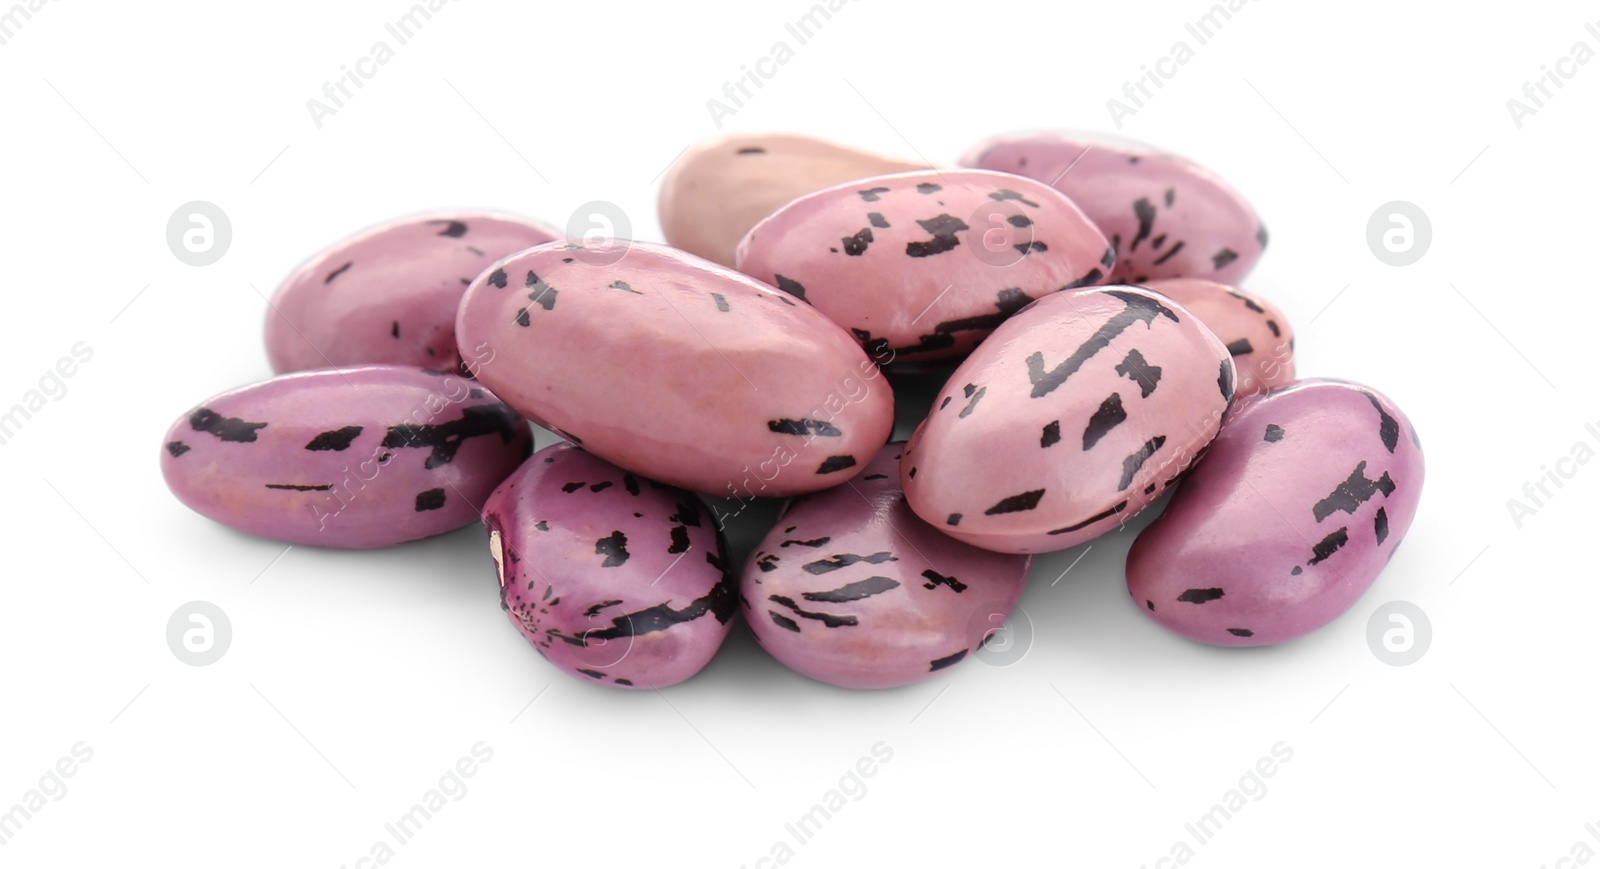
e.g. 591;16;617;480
160;130;1424;690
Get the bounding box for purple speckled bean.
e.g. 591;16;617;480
1127;379;1424;646
736;169;1112;362
743;443;1031;689
160;366;532;548
902;285;1235;554
484;443;736;689
266;213;559;374
1142;278;1296;397
456;241;895;498
962;132;1266;285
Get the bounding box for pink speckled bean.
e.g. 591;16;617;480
742;443;1031;689
962;132;1266;285
902;285;1235;554
160;366;532;548
736;169;1112;362
266;213;559;374
1127;379;1424;646
456;241;895;499
484;443;735;689
1142;278;1295;397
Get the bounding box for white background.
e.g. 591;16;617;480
2;0;1597;866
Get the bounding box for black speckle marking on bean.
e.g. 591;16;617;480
583;600;623;618
712;293;730;312
414;488;446;511
1213;248;1239;270
947;513;962;526
802;551;896;575
265;483;332;491
325;261;353;284
921;569;967;593
1118;436;1166;491
1218;359;1235;401
774;274;807;301
868;212;890;228
667;498;701;528
929;287;1031;336
165;441;190;457
1015;241;1048;255
958;385;986;419
737;146;766;154
304;426;363;452
1375;507;1390;544
1129;198;1156;252
756;553;780;573
562;482;585;493
1082;393;1127;450
1227;628;1253;637
769;611;801;632
1026;292;1178;399
589;481;613;493
1041;421;1061;448
1047;500;1128;535
769;594;857;628
768;418;841;437
1007;214;1032;229
1256;225;1270;248
1364;391;1400;453
857;187;891;202
190;408;268;443
1178;588;1224;604
1146;600;1155;611
623;473;641;496
390;321;400;338
595;531;630;567
1308;528;1349;565
487;268;508;289
929;649;967;671
780;537;831;549
905;214;969;258
804;576;900;603
989;189;1040;208
525;271;557;311
1291;566;1303;576
985;490;1045;515
380;404;521;469
1152;241;1186;266
1226;289;1265;313
841;228;874;256
817;455;856;474
916;182;942;194
1313;461;1395;522
1266;319;1281;337
862;474;888;481
668;525;691;554
610;279;643;295
1114;349;1162;398
1264;424;1285;443
1226;338;1254;357
576;668;605;680
534;520;550;531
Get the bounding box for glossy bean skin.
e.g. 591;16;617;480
1142;278;1295;397
456;241;895;499
742;444;1032;689
962;132;1266;285
484;443;736;689
160;366;532;548
902;285;1235;554
265;213;560;374
737;169;1113;363
659;132;925;268
1126;379;1424;646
